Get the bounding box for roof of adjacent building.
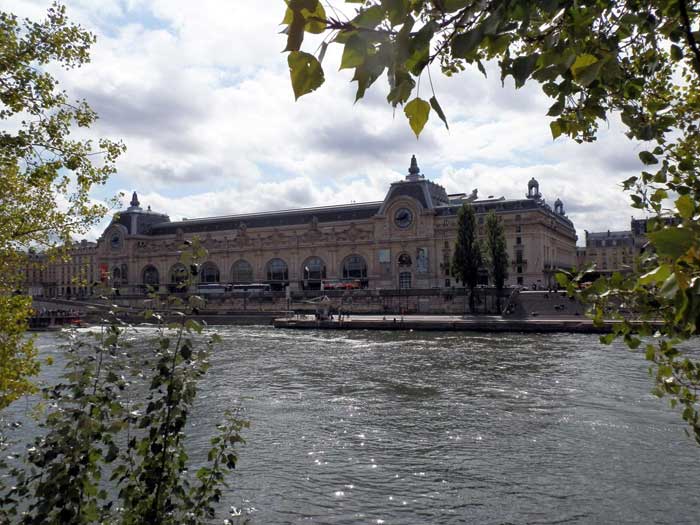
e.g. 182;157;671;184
586;230;633;240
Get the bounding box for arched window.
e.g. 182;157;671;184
120;263;128;284
302;256;326;281
342;255;367;279
142;265;159;286
266;258;288;282
169;263;188;291
231;260;253;283
200;262;220;283
398;253;412;267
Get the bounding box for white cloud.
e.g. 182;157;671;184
11;1;651;244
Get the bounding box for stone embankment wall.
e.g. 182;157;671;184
36;289;585;318
76;288;510;316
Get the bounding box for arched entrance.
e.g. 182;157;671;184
341;255;368;288
199;262;220;283
169;263;188;292
142;265;159;293
266;258;289;291
231;259;253;283
397;253;412;289
301;256;326;290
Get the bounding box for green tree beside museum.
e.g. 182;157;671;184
452;204;482;314
484;211;508;313
282;0;700;442
0;3;124;408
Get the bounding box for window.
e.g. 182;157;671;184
517;276;523;285
200;262;220;283
170;263;187;283
302;257;326;281
266;258;288;282
517;266;523;274
398;253;412;267
231;260;253;283
399;271;412;289
516;225;521;233
516;237;522;245
342;255;367;279
142;265;159;286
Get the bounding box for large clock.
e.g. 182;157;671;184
394;207;413;229
109;232;122;250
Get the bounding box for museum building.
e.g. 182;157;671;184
77;156;576;296
29;157;577;297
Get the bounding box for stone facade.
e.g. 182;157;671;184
28;157;578;296
576;217;675;274
25;241;97;298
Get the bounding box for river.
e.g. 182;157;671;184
9;327;700;524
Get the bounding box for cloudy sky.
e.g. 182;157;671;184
11;1;651;244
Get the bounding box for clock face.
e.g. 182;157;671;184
110;232;122;250
394;207;413;229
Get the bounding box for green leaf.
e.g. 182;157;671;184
670;44;683;61
340;34;366;70
638;151;658;165
571;54;604;86
547;98;564;116
353;5;384;28
639;264;672;285
675;194;695;219
570;54;598;77
383;0;409;26
600;333;616;345
511;54;539;88
429;96;449;130
452;26;484;58
284;10;306;52
648;228;696;259
549;120;562;139
288;51;325;100
404;97;431;137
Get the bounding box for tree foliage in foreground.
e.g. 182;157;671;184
0;246;247;525
0;3;125;406
282;0;700;442
484;211;508;312
452;204;482;313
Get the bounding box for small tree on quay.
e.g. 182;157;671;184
484;211;509;313
452;204;482;314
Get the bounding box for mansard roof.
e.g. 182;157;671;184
149;201;382;235
586;230;634;240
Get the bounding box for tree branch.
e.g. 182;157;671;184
679;0;700;76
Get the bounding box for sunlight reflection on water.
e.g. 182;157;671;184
11;327;700;524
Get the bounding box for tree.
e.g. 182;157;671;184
484;211;508;313
282;1;700;442
0;244;247;525
452;204;482;314
0;3;124;407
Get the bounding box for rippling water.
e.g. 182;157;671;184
14;328;700;524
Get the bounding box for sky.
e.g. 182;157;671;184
10;1;653;245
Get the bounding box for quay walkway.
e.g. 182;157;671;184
273;314;626;334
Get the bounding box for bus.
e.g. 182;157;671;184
231;283;272;294
196;283;231;295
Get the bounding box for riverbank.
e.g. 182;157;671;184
273;314;642;334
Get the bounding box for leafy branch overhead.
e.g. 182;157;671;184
282;0;700;141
